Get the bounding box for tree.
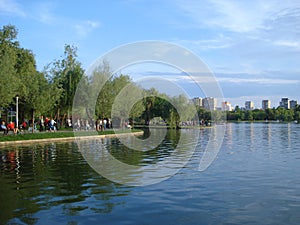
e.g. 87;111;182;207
142;88;159;125
265;108;276;120
253;110;267;120
111;77;145;128
50;45;84;120
90;61;115;120
294;105;300;122
129;98;146;127
23;71;61;132
275;107;294;121
0;25;19;107
13;48;39;121
245;110;253;121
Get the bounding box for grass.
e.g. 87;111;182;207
0;129;142;142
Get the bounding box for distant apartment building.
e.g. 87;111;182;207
192;97;202;107
203;97;217;110
262;100;271;110
245;101;254;110
280;98;290;109
290;100;298;109
222;101;232;111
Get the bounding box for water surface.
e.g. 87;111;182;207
1;123;300;225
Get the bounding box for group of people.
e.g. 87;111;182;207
0;115;118;135
0;116;58;135
38;116;57;132
72;118;112;131
0;120;19;135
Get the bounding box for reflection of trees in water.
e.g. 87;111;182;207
0;142;129;224
108;129;181;166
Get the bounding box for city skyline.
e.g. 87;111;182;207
192;96;299;110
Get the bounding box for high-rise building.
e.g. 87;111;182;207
203;97;217;110
262;100;271;110
290;100;298;109
245;101;254;110
222;101;232;111
192;97;202;107
280;98;290;109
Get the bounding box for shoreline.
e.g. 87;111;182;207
0;131;144;146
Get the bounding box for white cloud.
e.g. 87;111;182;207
174;0;300;34
217;77;300;85
36;3;56;24
174;0;264;32
74;20;100;38
173;1;300;77
0;0;26;17
273;40;300;48
177;35;233;50
19;1;58;24
129;69;300;86
207;0;268;32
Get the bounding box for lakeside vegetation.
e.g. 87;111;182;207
226;106;300;122
195;106;300;124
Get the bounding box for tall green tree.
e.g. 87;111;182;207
294;105;300;122
14;48;39;121
24;71;61;131
50;45;84;119
0;25;19;107
111;80;145;128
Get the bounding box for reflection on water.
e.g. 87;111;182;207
1;124;300;225
78;128;201;186
0;142;130;224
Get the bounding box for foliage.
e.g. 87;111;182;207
48;45;84;118
0;25;63;124
0;25;19;107
225;107;299;122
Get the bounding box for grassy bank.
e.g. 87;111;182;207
0;129;141;142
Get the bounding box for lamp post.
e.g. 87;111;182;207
16;95;19;128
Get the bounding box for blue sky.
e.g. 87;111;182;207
1;0;299;108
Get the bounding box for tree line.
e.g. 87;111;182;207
225;106;300;122
0;24;199;129
0;25;84;127
195;105;300;123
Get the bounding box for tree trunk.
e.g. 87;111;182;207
120;117;124;129
32;109;35;133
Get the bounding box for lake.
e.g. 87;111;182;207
1;123;300;225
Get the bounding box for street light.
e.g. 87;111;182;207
16;95;19;128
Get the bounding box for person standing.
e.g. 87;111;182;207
49;118;56;131
103;118;107;130
39;116;44;132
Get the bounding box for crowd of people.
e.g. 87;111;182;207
0;116;58;135
73;117;112;131
0;115;117;135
